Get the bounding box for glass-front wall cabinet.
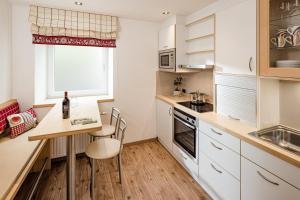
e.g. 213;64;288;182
260;0;300;79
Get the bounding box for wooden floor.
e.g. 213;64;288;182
15;140;211;200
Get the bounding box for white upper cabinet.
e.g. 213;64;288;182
158;24;176;50
156;99;173;152
216;0;256;75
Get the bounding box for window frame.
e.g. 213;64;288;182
46;45;114;99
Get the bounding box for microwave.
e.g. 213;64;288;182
159;48;176;71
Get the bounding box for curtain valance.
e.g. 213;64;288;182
29;5;119;47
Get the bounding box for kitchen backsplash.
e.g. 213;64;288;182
280;81;300;130
156;71;213;98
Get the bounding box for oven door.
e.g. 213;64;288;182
173;114;197;160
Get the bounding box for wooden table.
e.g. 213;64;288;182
29;98;102;200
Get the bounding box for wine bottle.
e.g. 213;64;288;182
62;91;70;119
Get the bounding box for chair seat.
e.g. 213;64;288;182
88;124;115;137
85;138;121;160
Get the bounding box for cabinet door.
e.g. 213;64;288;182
259;0;300;79
241;157;300;200
216;0;256;75
199;151;240;200
158;25;175;50
156;99;173;152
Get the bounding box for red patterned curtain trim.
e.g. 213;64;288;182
32;34;116;48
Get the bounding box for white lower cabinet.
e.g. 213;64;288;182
199;132;240;180
172;143;198;178
156;99;173;152
198;121;241;200
241;157;300;200
156;104;300;200
198;151;240;200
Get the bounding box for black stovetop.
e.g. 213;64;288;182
178;101;213;113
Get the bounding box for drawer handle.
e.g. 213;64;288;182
257;171;279;186
210;142;223;150
210;163;223;174
228;115;240;121
211;128;223;136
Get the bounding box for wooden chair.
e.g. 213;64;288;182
85;118;127;199
88;107;120;141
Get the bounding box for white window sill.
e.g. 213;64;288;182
33;95;114;108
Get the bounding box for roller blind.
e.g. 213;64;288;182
29;5;119;47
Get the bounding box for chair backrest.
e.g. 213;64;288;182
110;107;120;126
116;118;127;152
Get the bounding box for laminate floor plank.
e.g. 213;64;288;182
15;141;211;200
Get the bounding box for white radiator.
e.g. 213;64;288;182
50;133;90;159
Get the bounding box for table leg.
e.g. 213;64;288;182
91;158;95;200
67;135;76;200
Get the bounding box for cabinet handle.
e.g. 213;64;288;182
228;115;240;121
257;171;279;186
210;142;223;150
210;163;223;174
211;128;223;136
249;57;253;72
168;108;172;116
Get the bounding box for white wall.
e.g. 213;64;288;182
11;4;35;110
0;0;12;102
258;79;300;130
113;18;158;142
11;3;159;143
280;81;300;130
186;0;245;22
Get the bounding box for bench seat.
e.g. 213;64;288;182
0;129;47;200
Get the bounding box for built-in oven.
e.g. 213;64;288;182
159;48;176;71
173;107;198;162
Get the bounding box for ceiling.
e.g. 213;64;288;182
11;0;217;22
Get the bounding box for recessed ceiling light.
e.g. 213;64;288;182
75;2;83;6
162;11;170;15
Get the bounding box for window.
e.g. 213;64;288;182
47;45;113;98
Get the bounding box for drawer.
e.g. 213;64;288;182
172;143;198;178
199;120;240;153
198;151;240;200
199;132;240;179
241;141;300;189
242;157;300;200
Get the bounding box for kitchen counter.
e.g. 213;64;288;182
156;94;300;168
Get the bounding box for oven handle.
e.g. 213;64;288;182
174;116;196;130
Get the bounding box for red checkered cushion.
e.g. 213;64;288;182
7;108;37;138
0;102;20;134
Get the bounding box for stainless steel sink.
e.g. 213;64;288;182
249;125;300;156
